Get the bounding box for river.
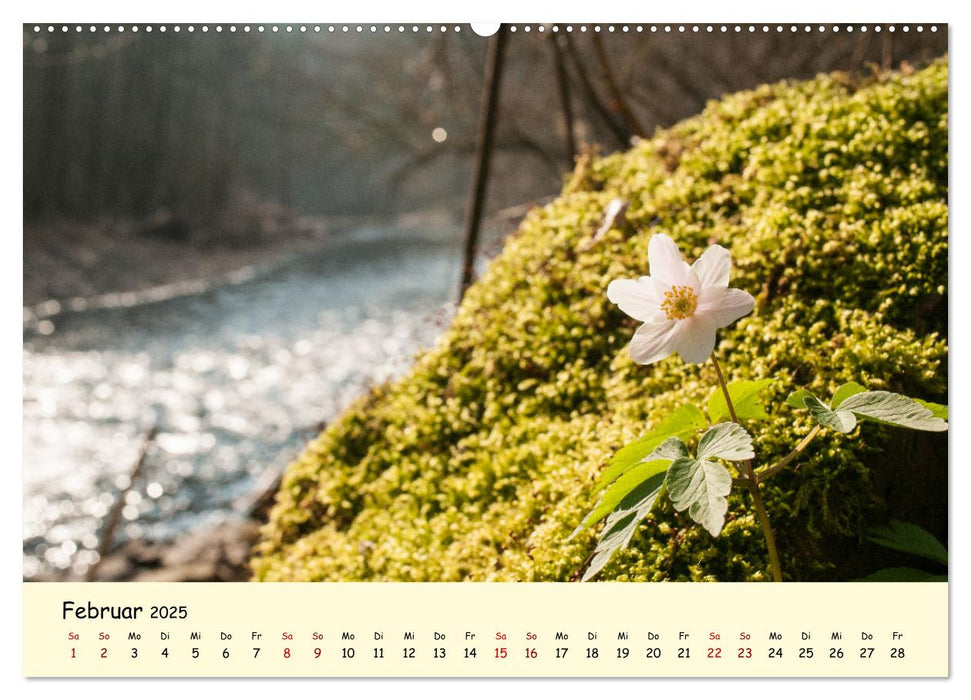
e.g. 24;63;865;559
22;220;484;580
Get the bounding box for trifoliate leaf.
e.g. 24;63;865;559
665;456;732;537
839;391;948;432
696;422;755;461
595;404;706;489
793;388;948;434
868;519;948;566
803;394;857;433
708;379;774;424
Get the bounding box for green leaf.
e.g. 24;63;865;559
839;391;948;432
707;379;774;424
582;510;641;582
831;382;867;408
803;394;857;433
868;519;948;566
665;457;732;537
788;381;872;413
857;567;947;583
649;436;692;462
697;422;755;461
595;404;706;490
914;399;948;421
580;475;668;582
791;388;948;434
786;388;813;409
573;452;676;538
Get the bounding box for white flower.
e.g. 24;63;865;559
607;233;755;365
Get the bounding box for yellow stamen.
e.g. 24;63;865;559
661;285;698;320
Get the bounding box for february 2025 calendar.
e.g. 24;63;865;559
23;583;948;676
22;19;949;680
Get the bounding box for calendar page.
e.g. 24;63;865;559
20;10;952;683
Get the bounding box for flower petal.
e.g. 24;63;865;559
697;287;756;328
628;319;679;365
673;315;719;364
692;244;731;288
607;278;661;322
648;234;699;290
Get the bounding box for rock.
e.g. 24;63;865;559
90;518;261;582
139;209;192;243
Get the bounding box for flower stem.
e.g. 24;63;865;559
743;479;784;583
756;425;822;483
710;353;783;582
710;354;739;423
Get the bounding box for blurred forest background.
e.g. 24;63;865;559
23;25;946;582
24;25;946;304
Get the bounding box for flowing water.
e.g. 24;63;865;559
22;221;476;580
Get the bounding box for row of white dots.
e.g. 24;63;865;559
31;24;940;34
32;25;461;34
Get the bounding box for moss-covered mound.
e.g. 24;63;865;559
252;59;948;582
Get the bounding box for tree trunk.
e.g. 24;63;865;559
458;26;508;301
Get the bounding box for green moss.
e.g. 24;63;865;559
252;59;948;582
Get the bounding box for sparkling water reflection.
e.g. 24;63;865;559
23;223;465;579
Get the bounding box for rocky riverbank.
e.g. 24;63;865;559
24;206;469;583
86;517;262;582
23;201;331;309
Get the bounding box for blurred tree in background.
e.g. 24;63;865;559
24;25;945;226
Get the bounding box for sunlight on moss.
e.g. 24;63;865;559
252;59;947;582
